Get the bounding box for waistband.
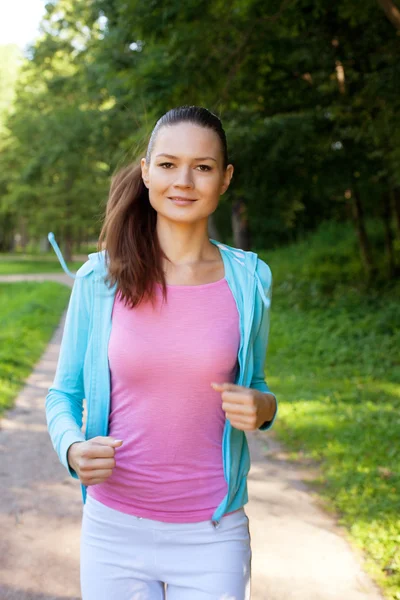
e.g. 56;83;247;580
84;493;247;532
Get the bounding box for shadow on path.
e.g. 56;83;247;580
0;584;79;600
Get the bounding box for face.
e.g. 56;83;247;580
140;122;234;224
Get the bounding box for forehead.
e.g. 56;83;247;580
153;122;221;159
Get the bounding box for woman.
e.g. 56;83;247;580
46;105;277;600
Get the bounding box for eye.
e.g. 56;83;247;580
158;162;212;171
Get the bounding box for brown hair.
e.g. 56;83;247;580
97;105;229;309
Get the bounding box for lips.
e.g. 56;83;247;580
169;197;197;201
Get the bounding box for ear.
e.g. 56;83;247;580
220;164;234;196
141;157;149;189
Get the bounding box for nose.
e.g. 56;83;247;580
174;166;194;188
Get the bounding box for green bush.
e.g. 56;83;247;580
259;220;400;599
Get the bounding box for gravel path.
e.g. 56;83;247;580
0;274;384;599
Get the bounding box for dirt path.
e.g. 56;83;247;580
0;274;385;599
0;274;72;285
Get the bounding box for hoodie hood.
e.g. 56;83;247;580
48;232;269;309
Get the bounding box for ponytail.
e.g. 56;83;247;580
97;162;168;308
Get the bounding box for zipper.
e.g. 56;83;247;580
81;274;115;505
241;275;256;387
210;274;249;526
210;266;257;526
86;277;99;437
81;275;101;504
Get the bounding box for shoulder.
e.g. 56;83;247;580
75;260;94;279
255;257;273;310
212;240;246;264
256;258;272;290
75;251;107;279
212;239;272;288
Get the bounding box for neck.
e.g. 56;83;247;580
156;220;215;266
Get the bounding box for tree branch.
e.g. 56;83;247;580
376;0;400;31
261;0;294;22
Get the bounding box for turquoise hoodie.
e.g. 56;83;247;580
45;234;277;526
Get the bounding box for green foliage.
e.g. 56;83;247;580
262;221;400;598
0;44;22;134
0;282;70;414
1;0;400;265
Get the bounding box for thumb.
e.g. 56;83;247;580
211;382;231;390
92;436;123;447
211;381;223;390
211;382;240;392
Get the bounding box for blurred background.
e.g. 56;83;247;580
0;1;399;598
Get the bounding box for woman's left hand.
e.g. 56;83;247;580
210;382;276;431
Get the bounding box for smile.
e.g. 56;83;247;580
169;197;198;205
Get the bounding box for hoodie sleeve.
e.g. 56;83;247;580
251;258;278;431
45;262;93;478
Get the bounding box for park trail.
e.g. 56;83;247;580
0;273;384;599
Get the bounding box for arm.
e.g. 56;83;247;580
45;265;93;478
250;258;278;431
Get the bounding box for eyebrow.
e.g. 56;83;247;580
155;153;217;163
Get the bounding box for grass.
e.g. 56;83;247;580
0;254;84;274
0;282;71;415
258;220;400;599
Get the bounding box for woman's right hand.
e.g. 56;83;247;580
67;436;123;486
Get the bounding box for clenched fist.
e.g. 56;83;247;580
67;436;123;486
211;382;276;431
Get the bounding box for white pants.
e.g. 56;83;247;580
80;494;252;599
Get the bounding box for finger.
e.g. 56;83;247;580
79;456;115;471
226;412;256;427
92;436;123;447
85;469;113;484
221;391;253;405
83;444;117;459
83;446;113;459
222;402;256;416
229;420;254;431
86;478;109;486
89;458;116;471
211;382;248;393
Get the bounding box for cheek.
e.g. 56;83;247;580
197;174;223;194
149;171;170;190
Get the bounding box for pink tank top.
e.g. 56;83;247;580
88;277;240;522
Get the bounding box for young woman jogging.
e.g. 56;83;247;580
46;105;278;600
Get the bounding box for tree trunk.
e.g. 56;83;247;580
39;236;50;253
0;214;15;252
231;198;251;249
376;0;400;30
350;186;375;279
381;192;396;278
63;235;73;262
391;187;400;238
19;216;29;250
8;230;16;252
63;178;74;262
76;228;81;253
208;214;221;241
